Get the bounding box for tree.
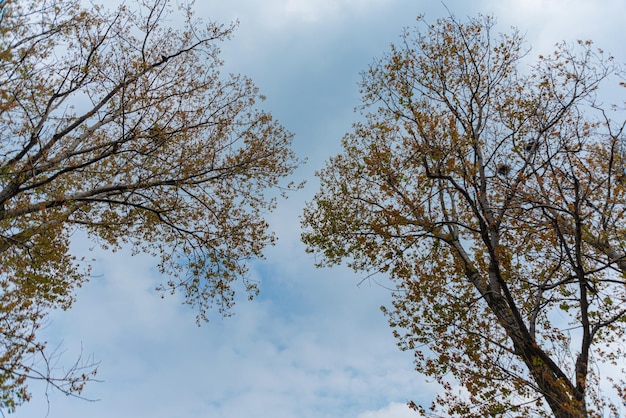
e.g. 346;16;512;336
0;0;300;412
302;14;626;417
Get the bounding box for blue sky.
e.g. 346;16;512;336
12;1;626;417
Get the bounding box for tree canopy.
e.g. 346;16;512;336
302;14;626;417
0;0;299;411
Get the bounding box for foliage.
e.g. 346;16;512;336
302;14;626;417
0;0;300;411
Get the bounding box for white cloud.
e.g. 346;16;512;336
206;0;396;30
14;232;429;418
358;401;418;418
481;0;626;54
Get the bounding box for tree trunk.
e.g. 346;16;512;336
532;370;587;417
516;340;588;417
477;272;588;417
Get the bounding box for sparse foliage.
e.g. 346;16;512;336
303;14;626;417
0;0;299;411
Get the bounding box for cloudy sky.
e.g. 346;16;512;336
12;1;626;417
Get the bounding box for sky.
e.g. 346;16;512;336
11;0;626;417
